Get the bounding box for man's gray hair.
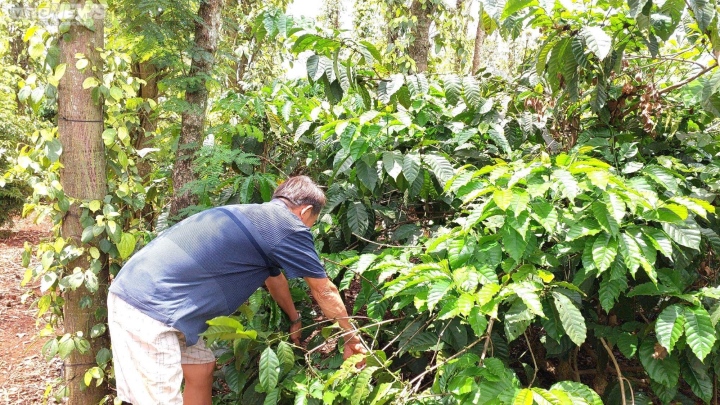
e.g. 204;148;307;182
273;176;326;216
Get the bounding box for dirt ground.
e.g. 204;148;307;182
0;216;62;404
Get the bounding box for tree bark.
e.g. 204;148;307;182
169;0;223;218
471;4;486;74
407;0;435;73
57;2;109;403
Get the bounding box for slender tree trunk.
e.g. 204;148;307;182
408;0;435;73
454;0;468;73
169;0;222;217
471;4;486;74
131;61;160;227
225;0;252;93
57;2;109;402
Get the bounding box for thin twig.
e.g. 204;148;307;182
524;331;538;388
479;318;495;365
601;337;627;405
351;232;424;249
406;335;486;394
625;54;706;69
659;64;716;94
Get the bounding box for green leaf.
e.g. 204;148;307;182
493;189;514;211
469;306;488;337
582;27;612;60
688;0;716;32
428;280;452;312
378;74;404;104
513;389;533;405
530;200;558;233
656;304;685;353
383;151;403;180
504;300;533;342
641;227;674;260
552;291;586;346
592;233;618;273
356;158;378;191
402;153;421;184
643;165;679;194
117;232;136;260
682;352;713;403
443;74;462;104
264;388;279;405
628;0;648;17
592;201;619;236
488;124;512;155
639;339;680;386
351;366;378;405
276;341;295;374
618;232;642;277
684;305;716;360
599;274;627;312
550;381;603;405
259;347;280;391
462;76;482;108
515;282;544;317
502;224;528;262
306;54;328;81
29;42;45;60
551;169;579;201
617;333;638;358
423;154;454;186
347;202;369;236
662;221;701;250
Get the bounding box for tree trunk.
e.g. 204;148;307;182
454;0;467;73
169;0;223;218
407;0;435;73
57;2;109;403
131;61;160;227
225;0;252;93
471;5;486;74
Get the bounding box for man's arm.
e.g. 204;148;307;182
304;276;366;362
265;273;301;344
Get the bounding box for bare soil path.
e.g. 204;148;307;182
0;216;62;404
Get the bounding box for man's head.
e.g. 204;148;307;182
273;176;326;227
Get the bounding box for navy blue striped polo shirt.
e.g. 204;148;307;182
109;199;326;346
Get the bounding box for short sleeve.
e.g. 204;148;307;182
271;231;327;279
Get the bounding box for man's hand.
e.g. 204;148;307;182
289;319;301;345
343;336;367;368
303;277;368;367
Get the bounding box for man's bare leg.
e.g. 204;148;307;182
181;362;215;405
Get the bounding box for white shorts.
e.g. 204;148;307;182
107;292;215;404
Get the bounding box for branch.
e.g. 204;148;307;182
659;64;716;94
625;54;706;69
600;337;629;405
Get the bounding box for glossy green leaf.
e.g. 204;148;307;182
347;202;369;236
259;347;279;391
682;352;713;403
592;233;618;273
552;291;586;346
684;305;715;360
402;153;421;183
351;366;378;405
662;221;701;250
639;339;680;385
655;304;685;353
582;27;612;60
550;381;603;405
